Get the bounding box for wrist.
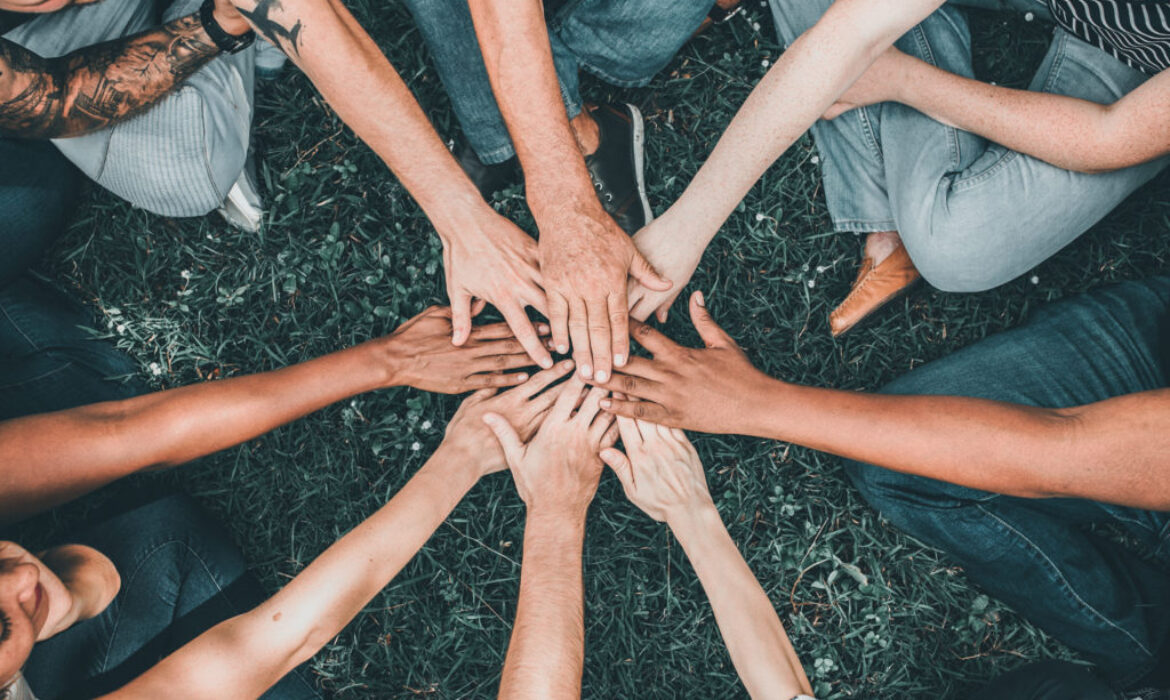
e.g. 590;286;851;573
527;175;599;224
741;375;792;439
665;499;722;541
421;444;481;491
526;501;589;529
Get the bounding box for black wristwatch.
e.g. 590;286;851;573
199;0;255;54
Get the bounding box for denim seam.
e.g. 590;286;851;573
100;539;233;672
831;219;898;234
907;23;963;169
477;143;517;165
975;502;1157;663
856;107;884;162
0;299;42;352
0;360;77;391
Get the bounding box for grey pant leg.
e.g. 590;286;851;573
5;0;254;217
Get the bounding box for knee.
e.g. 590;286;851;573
902;233;1016;294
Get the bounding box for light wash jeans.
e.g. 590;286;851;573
843;276;1170;686
400;0;711;164
4;0;254;217
767;0;1169;292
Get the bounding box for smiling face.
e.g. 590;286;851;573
0;542;71;687
0;0;100;14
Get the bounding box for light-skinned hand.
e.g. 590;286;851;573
483;376;618;517
438;360;576;478
600;418;714;524
626;216;705;323
589;291;772;434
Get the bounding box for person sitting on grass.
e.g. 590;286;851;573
0;279;566;697
626;0;1169;336
589;286;1170;694
1;0;558;370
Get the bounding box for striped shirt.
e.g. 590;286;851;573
1047;0;1170;74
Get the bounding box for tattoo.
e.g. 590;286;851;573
237;0;302;58
0;14;218;139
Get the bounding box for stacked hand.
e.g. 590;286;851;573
600;417;714;524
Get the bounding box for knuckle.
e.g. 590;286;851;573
621;376;639;392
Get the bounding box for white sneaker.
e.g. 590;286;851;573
255;39;288;81
217;164;263;232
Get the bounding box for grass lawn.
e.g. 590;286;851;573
15;2;1170;698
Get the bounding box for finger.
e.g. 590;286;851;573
474;351;536;375
501;304;554;369
689;291;735;349
629;320;679;357
589;407;615;441
451;290;474;346
607;293;630;370
629;296;652;323
593;372;665;404
600;397;669;423
471;298;488;317
600;447;635;493
575;385;608;425
629;249;673;292
599;420;619;449
568;298;593;380
551;375;587;422
655;305;668;324
469;321;520;341
483;412;524;466
586;297;612;382
516;358;575;400
469;371;529;389
615;414;643;448
549;293;570;356
523;283;550;319
468;387;497;402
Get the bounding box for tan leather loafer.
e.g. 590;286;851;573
829;241;921;337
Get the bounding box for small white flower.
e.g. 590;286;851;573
755;212;766;222
1024;11;1034;21
807;279;816;288
149;362;163;376
761;58;770;68
752;21;760;31
180;270;192;280
1030;275;1040;285
410;442;421;452
816;265;828;273
810;155;820;165
116;324;126;334
421;420;432;430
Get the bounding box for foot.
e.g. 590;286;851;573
583;103;652;235
453;138;521;200
217;157;263;233
828;233;920;337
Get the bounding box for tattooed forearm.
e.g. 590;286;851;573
237;0;302;59
0;14;218;138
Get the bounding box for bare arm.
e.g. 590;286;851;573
0;10;242;138
828;48;1170;173
594;293;1170;511
602;422;812;699
0;308;532;523
467;0;669;386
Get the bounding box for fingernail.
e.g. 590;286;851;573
581;364;593;379
595;370;609;382
516;373;528;382
614;354;625;367
562;360;575;370
601;399;612;408
539;357;553;369
538;324;550;334
695;291;706;307
556;344;568;354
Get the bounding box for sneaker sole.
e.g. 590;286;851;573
625;103;653;225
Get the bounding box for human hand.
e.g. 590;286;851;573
537;196;671;384
437;359;576;478
627;216;705;323
600;418;714;524
822;46;909;120
375;306;544;393
590;291;774;434
439;207;552;369
214;0;253;37
483;376;617;517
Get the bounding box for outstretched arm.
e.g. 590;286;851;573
0;307;533;523
0;1;249;138
467;0;671;386
593;292;1170;511
485;377;616;698
99;363;574;699
825;47;1170;173
601;421;812;699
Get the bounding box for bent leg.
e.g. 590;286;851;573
881;23;1166;292
844;276;1170;685
0;139;80;286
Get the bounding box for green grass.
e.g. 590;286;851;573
17;3;1170;698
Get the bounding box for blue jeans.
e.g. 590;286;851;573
22;492;320;699
768;0;1169;292
0;275;145;419
401;0;711;164
0;138;79;287
843;276;1170;686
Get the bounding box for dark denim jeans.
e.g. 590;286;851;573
845;277;1170;687
400;0;711;164
0;137;79;287
22;493;320;700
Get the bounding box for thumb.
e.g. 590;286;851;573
689;291;733;349
600;447;634;492
630;251;672;293
451;290;473;346
483;412;524;465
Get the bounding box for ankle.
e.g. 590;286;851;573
570;108;601;157
864;230;902;266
